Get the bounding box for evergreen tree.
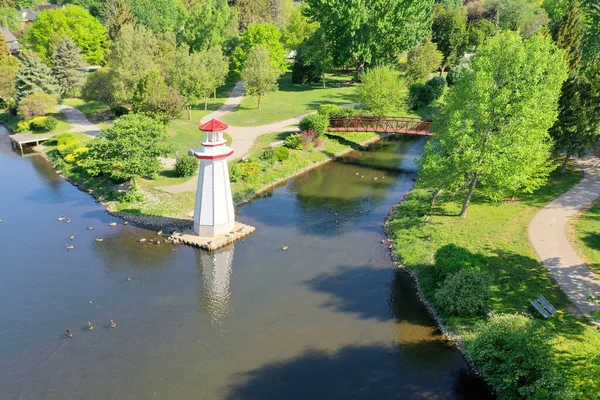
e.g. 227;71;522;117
550;0;600;167
15;51;59;101
52;37;87;97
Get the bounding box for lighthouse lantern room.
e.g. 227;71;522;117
192;119;235;237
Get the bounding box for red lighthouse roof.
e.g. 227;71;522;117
199;118;228;132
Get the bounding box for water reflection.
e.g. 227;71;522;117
198;245;234;325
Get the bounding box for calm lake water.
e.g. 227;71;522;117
0;127;493;399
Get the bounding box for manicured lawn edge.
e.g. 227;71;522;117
384;166;600;398
567;200;600;278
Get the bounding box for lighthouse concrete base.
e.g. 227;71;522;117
169;222;255;251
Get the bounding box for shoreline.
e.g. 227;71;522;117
382;197;486;381
32;129;395;229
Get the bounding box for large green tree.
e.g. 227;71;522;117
432;4;468;75
169;45;229;117
80;113;173;181
178;0;237;53
405;40;443;84
304;0;433;74
127;0;183;33
23;5;109;65
51;36;86;96
82;25;157;106
102;0;137;41
0;7;21;31
418;31;568;217
241;45;281;109
231;22;286;75
15;51;59;101
281;2;318;51
132;69;186;124
0;38;18;102
484;0;549;38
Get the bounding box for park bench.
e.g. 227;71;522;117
269;140;285;148
530;295;557;318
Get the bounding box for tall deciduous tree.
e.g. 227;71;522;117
127;0;183;33
132;69;185;124
405;41;443;84
178;0;237;53
231;22;286;75
102;0;137;41
0;38;18;102
23;5;109;65
0;7;21;31
418;32;568;217
432;4;468;75
304;0;433;74
15;51;59;101
80;114;173;181
281;3;318;51
356;65;407;115
241;45;281;109
484;0;549;38
51;36;86;96
169;45;229;117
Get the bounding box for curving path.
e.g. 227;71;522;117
57;104;101;137
529;156;600;324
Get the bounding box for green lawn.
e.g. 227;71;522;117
0;112;72;135
222;71;358;127
569;201;600;277
62;98;110;121
388;166;600;398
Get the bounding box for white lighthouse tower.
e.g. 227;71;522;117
192;119;235;237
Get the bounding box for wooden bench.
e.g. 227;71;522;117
530;295;557;318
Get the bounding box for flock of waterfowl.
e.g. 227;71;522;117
65;319;116;339
58;216;129;339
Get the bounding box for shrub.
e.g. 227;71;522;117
433;244;484;282
447;63;470;86
17;93;57;119
409;83;436;109
259;147;277;166
273;146;289;161
465;314;568;400
434;269;490;316
357;65;408;115
29;116;57;131
237;161;263;179
318;104;342;116
284;133;303;150
64;147;89;164
53;133;83;157
299;113;329;138
301;130;317;149
111;106;129;117
229;163;242;182
16;119;31;132
291;42;320;84
426;76;446;100
174;155;198;177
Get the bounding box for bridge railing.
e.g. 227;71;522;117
328;116;433;136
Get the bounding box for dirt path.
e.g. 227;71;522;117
529;156;600;324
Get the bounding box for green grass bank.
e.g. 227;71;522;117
569;201;600;277
387;166;600;398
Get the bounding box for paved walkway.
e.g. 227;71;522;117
57;104;101;137
529;156;600;324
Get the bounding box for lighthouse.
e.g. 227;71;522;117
192;119;235;237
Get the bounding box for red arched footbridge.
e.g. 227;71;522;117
328;116;433;136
